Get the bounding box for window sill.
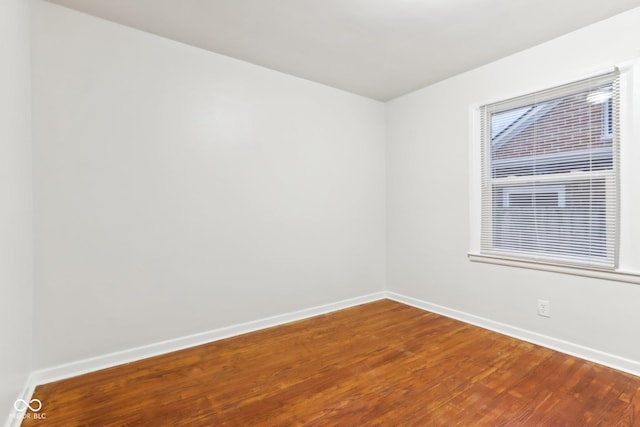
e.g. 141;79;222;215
468;253;640;285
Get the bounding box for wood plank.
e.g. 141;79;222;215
21;300;640;426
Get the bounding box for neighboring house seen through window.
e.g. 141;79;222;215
480;71;619;269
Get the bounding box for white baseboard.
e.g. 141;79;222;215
387;291;640;377
28;292;386;388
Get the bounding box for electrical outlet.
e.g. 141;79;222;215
537;299;551;317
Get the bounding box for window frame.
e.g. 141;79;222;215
467;62;640;283
480;70;620;269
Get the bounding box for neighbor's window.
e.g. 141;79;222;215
480;71;620;269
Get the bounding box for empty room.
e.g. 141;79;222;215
3;0;640;425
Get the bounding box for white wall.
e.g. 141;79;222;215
29;0;640;379
0;0;33;423
31;2;385;369
387;7;640;366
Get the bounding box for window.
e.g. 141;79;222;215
479;71;619;269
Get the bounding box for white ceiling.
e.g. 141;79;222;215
46;0;640;101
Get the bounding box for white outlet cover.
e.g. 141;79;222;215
537;299;551;317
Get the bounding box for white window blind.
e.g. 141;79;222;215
480;71;620;269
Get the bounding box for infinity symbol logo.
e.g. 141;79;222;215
14;398;42;412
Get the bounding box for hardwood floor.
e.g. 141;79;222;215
22;300;640;426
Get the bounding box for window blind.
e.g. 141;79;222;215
480;70;620;269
